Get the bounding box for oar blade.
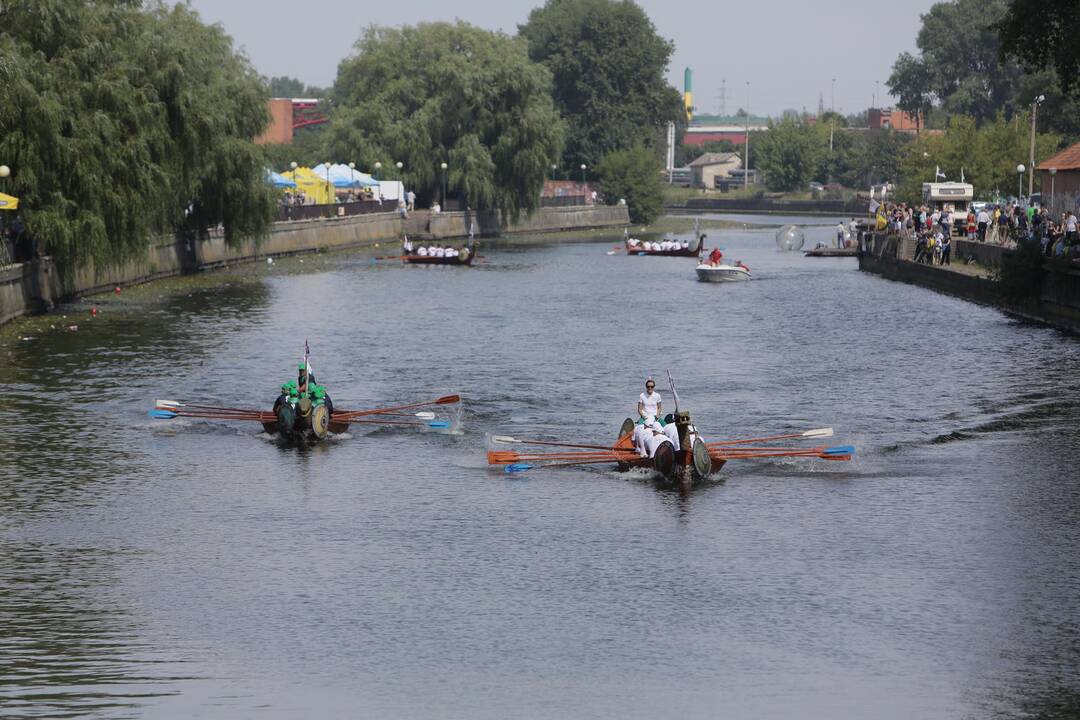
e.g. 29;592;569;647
802;427;834;438
149;409;177;419
414;411;436;420
823;445;855;456
436;394;461;405
490;435;519;444
427;420;451;429
504;463;533;474
156;400;181;408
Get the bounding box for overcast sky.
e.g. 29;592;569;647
186;0;937;117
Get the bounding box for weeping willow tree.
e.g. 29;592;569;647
325;22;564;217
0;0;274;280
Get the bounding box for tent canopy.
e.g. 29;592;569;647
0;192;18;210
265;169;296;188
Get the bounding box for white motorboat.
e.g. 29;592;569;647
695;262;751;282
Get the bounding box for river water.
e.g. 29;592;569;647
2;215;1079;719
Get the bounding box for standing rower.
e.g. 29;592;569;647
635;378;680;449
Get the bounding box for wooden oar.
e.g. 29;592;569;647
706;427;833;447
156;400;270;415
335;394;460;419
490;435;627;452
488;449;638;464
342;418;450;428
503;456;645;474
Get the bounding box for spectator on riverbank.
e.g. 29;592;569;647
977;207;990;242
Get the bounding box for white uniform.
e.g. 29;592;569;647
417;246;428;256
639;390;661;418
633;422;678;457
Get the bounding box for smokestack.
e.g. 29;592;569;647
684;67;693;122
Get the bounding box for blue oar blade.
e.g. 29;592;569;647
504;463;534;474
427;420;451;429
823;445;855;456
149;409;177;419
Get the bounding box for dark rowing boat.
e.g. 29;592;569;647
403;247;474;265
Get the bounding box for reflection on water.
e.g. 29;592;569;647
1;217;1079;718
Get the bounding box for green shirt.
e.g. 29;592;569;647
281;380;326;403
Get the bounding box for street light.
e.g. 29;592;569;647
374;161;382;181
744;81;751;190
348;161;355;188
1049;167;1057;213
0;165;9;251
1029;94;1046;199
395;161;403;174
289;160;298;187
440;161;448;209
1017;163;1025;203
551;163;557;180
324;161;332;204
580;163;586;186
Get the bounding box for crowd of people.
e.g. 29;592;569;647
626;237;692;253
872;200;1080;262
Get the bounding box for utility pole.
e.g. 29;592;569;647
1029;94;1045;199
744;81;750;191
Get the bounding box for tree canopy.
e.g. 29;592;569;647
324;22;563;217
887;0;1080;142
997;0;1080;92
519;0;684;173
595;145;662;224
752;119;826;192
0;0;274;277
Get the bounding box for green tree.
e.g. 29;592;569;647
0;0;274;278
997;0;1080;91
752;118;825;192
325;22;563;216
519;0;684;174
887;53;933;135
268;76;305;97
596;145;663;224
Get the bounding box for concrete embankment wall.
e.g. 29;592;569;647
858;233;1080;335
1;205;628;326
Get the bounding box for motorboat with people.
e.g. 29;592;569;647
695;247;751;282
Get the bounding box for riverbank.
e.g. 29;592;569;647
0;205;628;326
666;195;868;217
858;234;1080;335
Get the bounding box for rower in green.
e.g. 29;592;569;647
274;363;333;417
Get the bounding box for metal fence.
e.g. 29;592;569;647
275;200;396;222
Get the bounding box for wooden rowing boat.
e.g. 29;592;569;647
487;410;852;487
150;394;461;445
403;248;474;265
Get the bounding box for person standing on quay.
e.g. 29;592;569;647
977;206;990;242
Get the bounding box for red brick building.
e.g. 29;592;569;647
868;107;922;132
254;98;328;145
1036;142;1080;215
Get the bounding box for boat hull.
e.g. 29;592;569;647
404;252;474;265
695;264;751;282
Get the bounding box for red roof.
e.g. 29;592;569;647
1037;141;1080;172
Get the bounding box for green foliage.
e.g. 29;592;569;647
261;127;329;170
596;145;663;224
997;0;1080;92
266;76;326;98
520;0;684;173
887;53;932;131
325;22;563;217
752;118;825;192
895;114;1060;203
0;0;274;279
889;0;1080;141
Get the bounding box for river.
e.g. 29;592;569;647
2;215;1079;719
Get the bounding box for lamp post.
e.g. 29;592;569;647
0;164;9;253
551;163;557;181
395;161;403;175
290;160;298;188
374;161;382;182
579;163;586;187
440;161;448;209
744;81;750;190
1017;163;1025;203
1049;167;1057;214
1029;94;1045;199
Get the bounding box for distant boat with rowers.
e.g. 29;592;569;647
623;218;705;257
401;232;475;265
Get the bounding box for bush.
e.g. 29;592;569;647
596;146;663;224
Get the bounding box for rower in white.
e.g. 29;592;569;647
635;378;680;450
